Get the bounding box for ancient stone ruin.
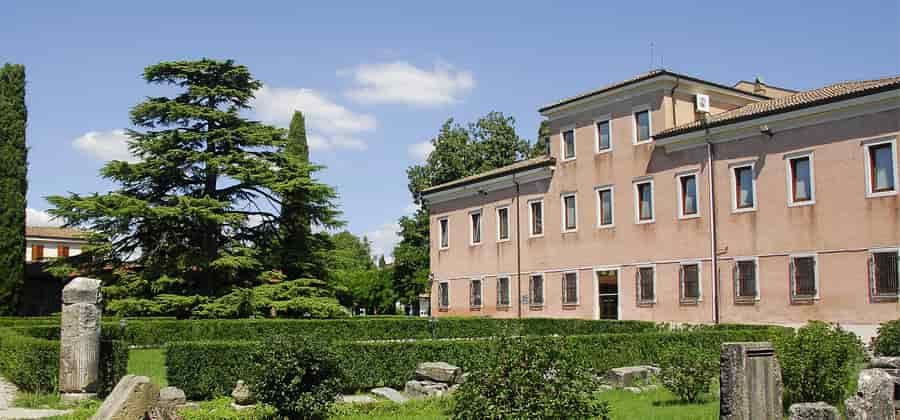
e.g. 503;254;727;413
845;366;897;420
720;342;783;420
60;277;103;402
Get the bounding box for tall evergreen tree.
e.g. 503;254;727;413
0;64;27;315
277;111;323;279
48;59;342;296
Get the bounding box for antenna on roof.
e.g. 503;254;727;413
650;42;654;69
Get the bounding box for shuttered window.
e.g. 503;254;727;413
529;274;544;306
57;246;70;258
680;264;700;302
735;260;758;301
31;245;44;261
637;267;655;304
469;279;482;307
871;251;899;299
563;272;578;305
791;256;818;300
439;282;449;308
497;277;510;306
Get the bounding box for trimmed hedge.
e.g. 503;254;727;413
0;327;128;395
167;328;790;399
14;317;662;347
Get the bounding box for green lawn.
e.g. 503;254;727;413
127;348;168;387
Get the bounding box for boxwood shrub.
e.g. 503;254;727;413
167;328;788;399
872;318;900;356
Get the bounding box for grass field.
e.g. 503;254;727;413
127;348;168;387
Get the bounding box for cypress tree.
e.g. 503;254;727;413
278;111;320;279
0;64;27;315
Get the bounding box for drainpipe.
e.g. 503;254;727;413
514;174;523;319
703;117;720;324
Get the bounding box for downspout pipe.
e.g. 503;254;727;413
670;76;680;126
703;117;720;324
514;174;523;319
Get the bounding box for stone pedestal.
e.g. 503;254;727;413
59;277;102;402
720;342;783;420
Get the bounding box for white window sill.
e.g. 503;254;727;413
635;219;655;225
496;238;511;244
866;190;898;198
529;233;544;239
678;213;701;220
595;148;613;155
732;207;757;214
561;157;576;162
788;200;815;207
633;139;653;146
562;229;578;234
597;224;615;230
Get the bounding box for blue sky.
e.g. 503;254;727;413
3;0;898;259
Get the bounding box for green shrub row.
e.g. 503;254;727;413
166;328;788;399
15;317;665;346
872;319;900;356
0;327;128;396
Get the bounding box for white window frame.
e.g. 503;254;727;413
469;209;482;246
633;178;655;224
636;264;657;305
438;281;450;309
594;114;613;154
593;266;621;320
469;277;483;308
676;171;701;219
561;126;577;161
529;273;545;307
528;199;544;238
632;105;653;145
561;192;578;233
496;276;512;307
595;185;615;229
730;161;758;213
785;151;816;207
562;271;580;305
496;205;511;242
679;261;703;303
733;257;761;302
863;136;898;198
789;253;820;301
869;247;899;301
438;217;449;250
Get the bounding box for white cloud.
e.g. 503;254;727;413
26;208;62;227
342;61;475;106
253;86;375;133
366;222;401;263
72;129;137;162
407;140;434;162
308;134;368;152
404;203;419;214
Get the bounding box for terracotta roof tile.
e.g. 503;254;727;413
657;76;900;139
25;226;88;241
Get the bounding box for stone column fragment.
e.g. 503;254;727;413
720;342;783;420
59;277;102;402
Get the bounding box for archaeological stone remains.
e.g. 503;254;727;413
720;342;783;420
59;277;103;402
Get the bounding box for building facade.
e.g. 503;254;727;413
25;226;86;262
422;70;899;333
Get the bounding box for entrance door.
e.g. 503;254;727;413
596;270;618;320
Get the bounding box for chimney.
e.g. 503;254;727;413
753;77;765;95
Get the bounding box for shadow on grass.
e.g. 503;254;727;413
651;397;713;407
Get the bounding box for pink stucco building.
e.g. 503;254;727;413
421;70;899;335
